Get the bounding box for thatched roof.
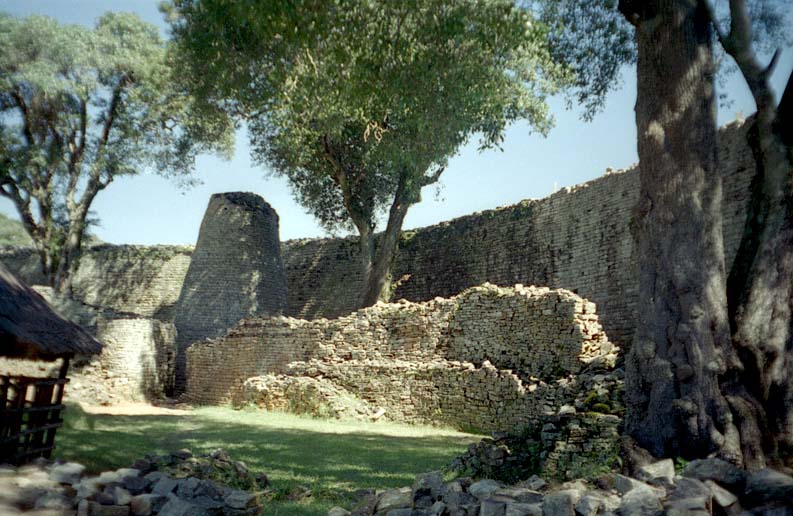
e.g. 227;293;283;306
0;262;101;360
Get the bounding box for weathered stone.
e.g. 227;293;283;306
480;499;506;516
74;477;101;499
669;477;710;501
34;492;73;510
151;477;178;496
376;488;412;513
121;476;148;495
171;449;193;460
429;501;447;515
130;459;152;474
414;495;434;509
575;493;603;516
384;509;411;516
192;495;226;512
542;489;580;516
195;479;226;500
158;495;209;516
505;502;543;516
614;475;641;495
129;494;167;516
50;463;86;486
636;459;674;486
224;490;257;509
665;495;710;516
682;458;747;491
493;487;543;504
469;479;503;501
176;477;200;498
744;468;793;506
142;472;168;484
85;501;130;516
521;476;547;492
704;479;738;509
617;485;662;516
327;507;351;516
95;490;116;506
413;471;444;500
97;469;139;486
110;486;132;506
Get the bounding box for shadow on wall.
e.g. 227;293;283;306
285;237;365;320
69;245;192;320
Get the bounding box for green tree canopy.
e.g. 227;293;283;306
168;0;631;306
0;12;233;291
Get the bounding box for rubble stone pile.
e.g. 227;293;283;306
0;449;265;516
327;459;793;516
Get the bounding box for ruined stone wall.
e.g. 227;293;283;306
185;284;619;433
0;246;189;400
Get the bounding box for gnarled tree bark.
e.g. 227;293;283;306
619;0;747;464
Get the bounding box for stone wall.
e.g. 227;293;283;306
0;245;193;320
90;317;177;401
0;120;755;399
0;316;175;403
185;284;619;433
0;247;189;401
280;120;754;347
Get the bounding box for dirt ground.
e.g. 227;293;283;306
78;400;192;416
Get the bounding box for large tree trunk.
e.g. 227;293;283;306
620;0;746;463
726;67;793;457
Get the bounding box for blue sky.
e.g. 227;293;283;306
1;0;791;245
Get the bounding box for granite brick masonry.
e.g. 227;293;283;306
0;119;756;401
281;120;754;348
185;283;619;434
327;458;793;516
173;192;288;392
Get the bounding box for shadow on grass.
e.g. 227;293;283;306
58;404;478;516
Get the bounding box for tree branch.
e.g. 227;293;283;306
322;134;371;235
420;165;444;187
10;90;35;146
773;69;792;150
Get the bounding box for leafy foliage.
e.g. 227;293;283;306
0;12;233;289
170;0;570;233
531;0;635;120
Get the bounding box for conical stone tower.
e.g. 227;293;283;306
173;192;288;393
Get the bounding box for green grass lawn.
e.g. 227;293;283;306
57;404;480;516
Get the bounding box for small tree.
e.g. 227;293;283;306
0;12;233;292
169;0;630;308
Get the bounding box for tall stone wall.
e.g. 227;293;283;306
173;192;288;392
0;245;192;319
280;120;755;347
0;120;756;354
184;284;620;433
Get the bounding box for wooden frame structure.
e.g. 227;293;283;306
0;263;101;465
0;359;70;464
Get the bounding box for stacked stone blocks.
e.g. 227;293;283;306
185;283;618;434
